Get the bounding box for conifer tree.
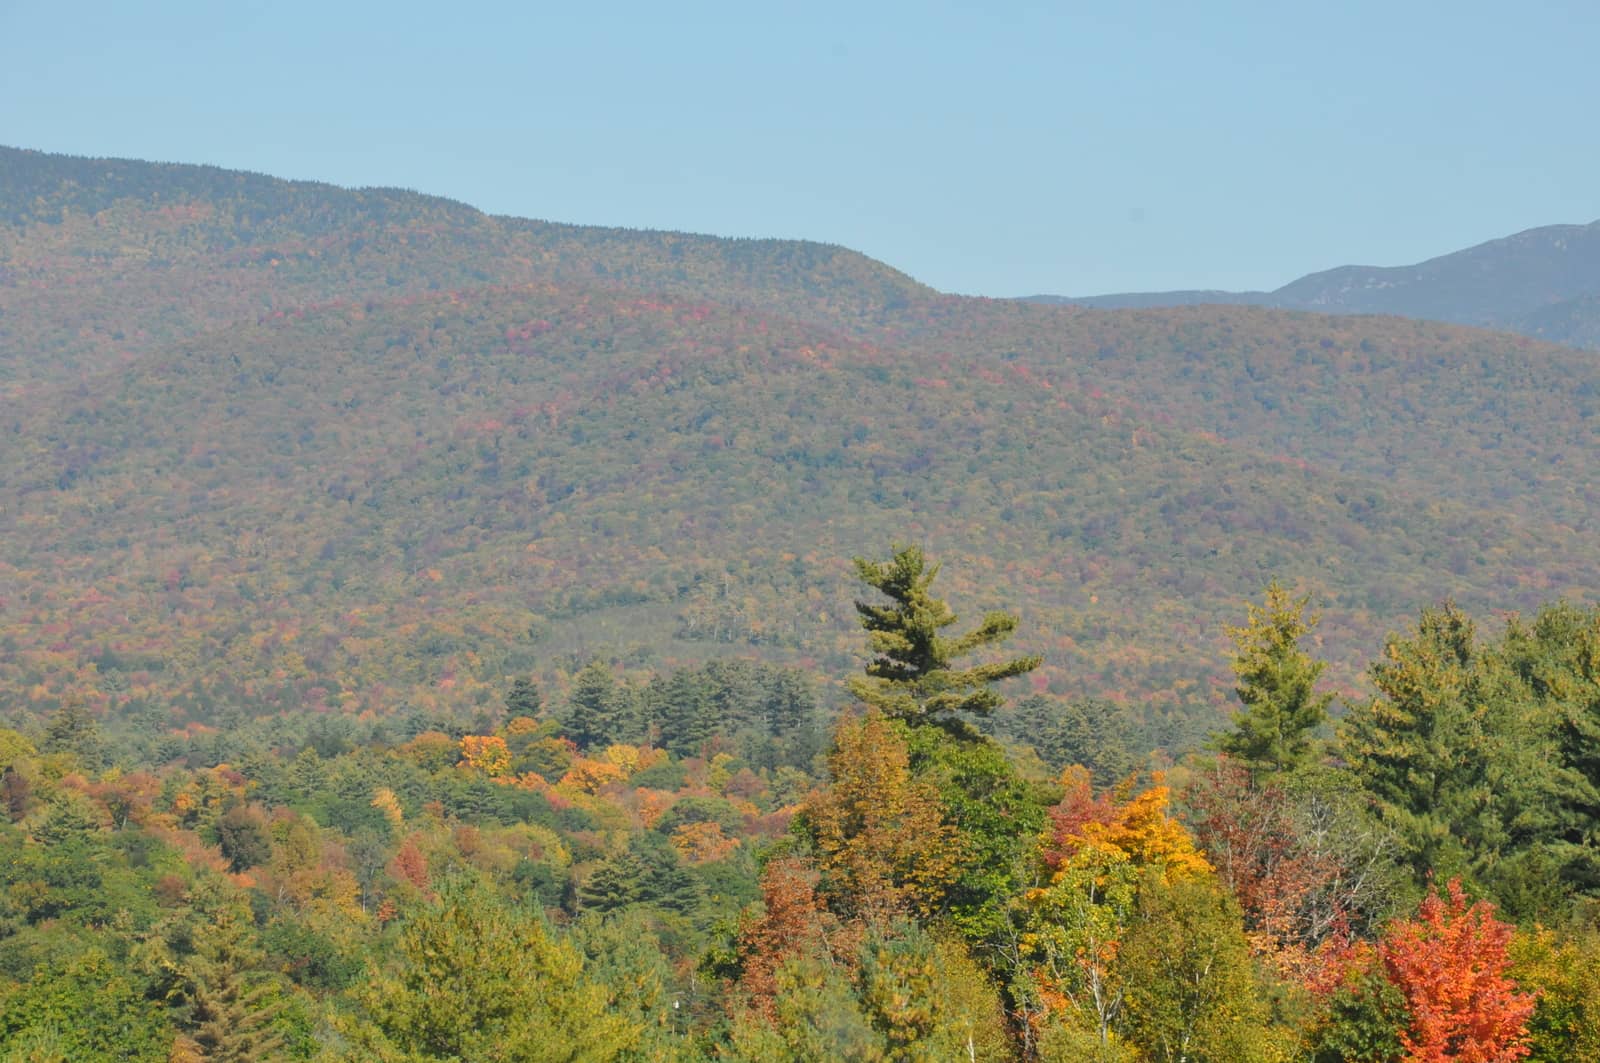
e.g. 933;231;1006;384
505;676;542;720
565;660;634;750
1218;580;1332;778
849;544;1040;730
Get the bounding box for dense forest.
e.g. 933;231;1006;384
4;147;1600;1059
5;146;1600;742
2;546;1598;1060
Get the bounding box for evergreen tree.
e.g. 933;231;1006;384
1501;602;1600;897
849;544;1040;731
505;676;543;720
1339;603;1559;897
764;669;816;740
1340;604;1482;884
652;667;716;758
565;660;635;750
41;697;106;773
153;889;290;1062
1217;580;1333;778
1004;694;1138;785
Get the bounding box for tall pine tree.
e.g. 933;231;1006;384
1217;581;1333;779
849;544;1040;731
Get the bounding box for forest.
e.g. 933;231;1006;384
1;544;1597;1060
5;147;1600;1060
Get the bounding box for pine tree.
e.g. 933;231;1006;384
1217;580;1333;778
764;669;815;740
41;696;106;773
155;890;289;1062
849;544;1040;731
565;660;634;750
505;676;542;720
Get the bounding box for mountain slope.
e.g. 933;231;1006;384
4;147;1600;748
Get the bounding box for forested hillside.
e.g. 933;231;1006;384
5;146;1600;742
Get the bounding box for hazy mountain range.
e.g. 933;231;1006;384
1028;220;1600;349
4;145;1598;749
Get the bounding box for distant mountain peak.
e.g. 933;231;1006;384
1030;219;1600;348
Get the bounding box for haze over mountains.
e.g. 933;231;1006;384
4;145;1599;748
1029;220;1600;349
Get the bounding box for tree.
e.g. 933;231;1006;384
803;710;961;921
354;880;637;1061
0;949;170;1062
1217;580;1333;779
1021;771;1215;1059
1185;758;1403;986
564;660;635;751
1500;602;1600;898
216;803;273;872
1340;604;1560;896
41;697;106;773
1118;872;1279;1063
1379;879;1534;1063
902;722;1049;944
145;887;291;1063
856;921;1013;1062
506;676;542;719
849;544;1040;730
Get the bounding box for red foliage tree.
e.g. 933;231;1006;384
734;856;848;1020
1379;879;1535;1063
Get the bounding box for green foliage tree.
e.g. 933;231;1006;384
1117;872;1279;1063
565;660;636;751
1306;951;1408;1063
0;949;171;1062
856;921;1014;1063
901;722;1048;943
849;544;1040;731
1339;603;1565;899
724;949;885;1062
505;676;543;719
216;803;273;873
568;910;700;1063
354;880;637;1061
1217;580;1333;778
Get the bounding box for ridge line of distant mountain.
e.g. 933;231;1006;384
1024;220;1600;349
0;143;928;286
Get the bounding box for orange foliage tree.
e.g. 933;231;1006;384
1380;879;1535;1063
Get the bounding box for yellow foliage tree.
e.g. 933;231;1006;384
459;735;512;778
804;711;961;921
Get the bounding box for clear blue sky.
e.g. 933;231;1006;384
4;1;1597;296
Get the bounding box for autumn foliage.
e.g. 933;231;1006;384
1380;879;1534;1063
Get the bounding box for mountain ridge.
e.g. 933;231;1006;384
1031;220;1600;348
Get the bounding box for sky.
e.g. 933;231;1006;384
3;0;1598;297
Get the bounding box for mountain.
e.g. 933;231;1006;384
1032;221;1600;348
4;146;1600;750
